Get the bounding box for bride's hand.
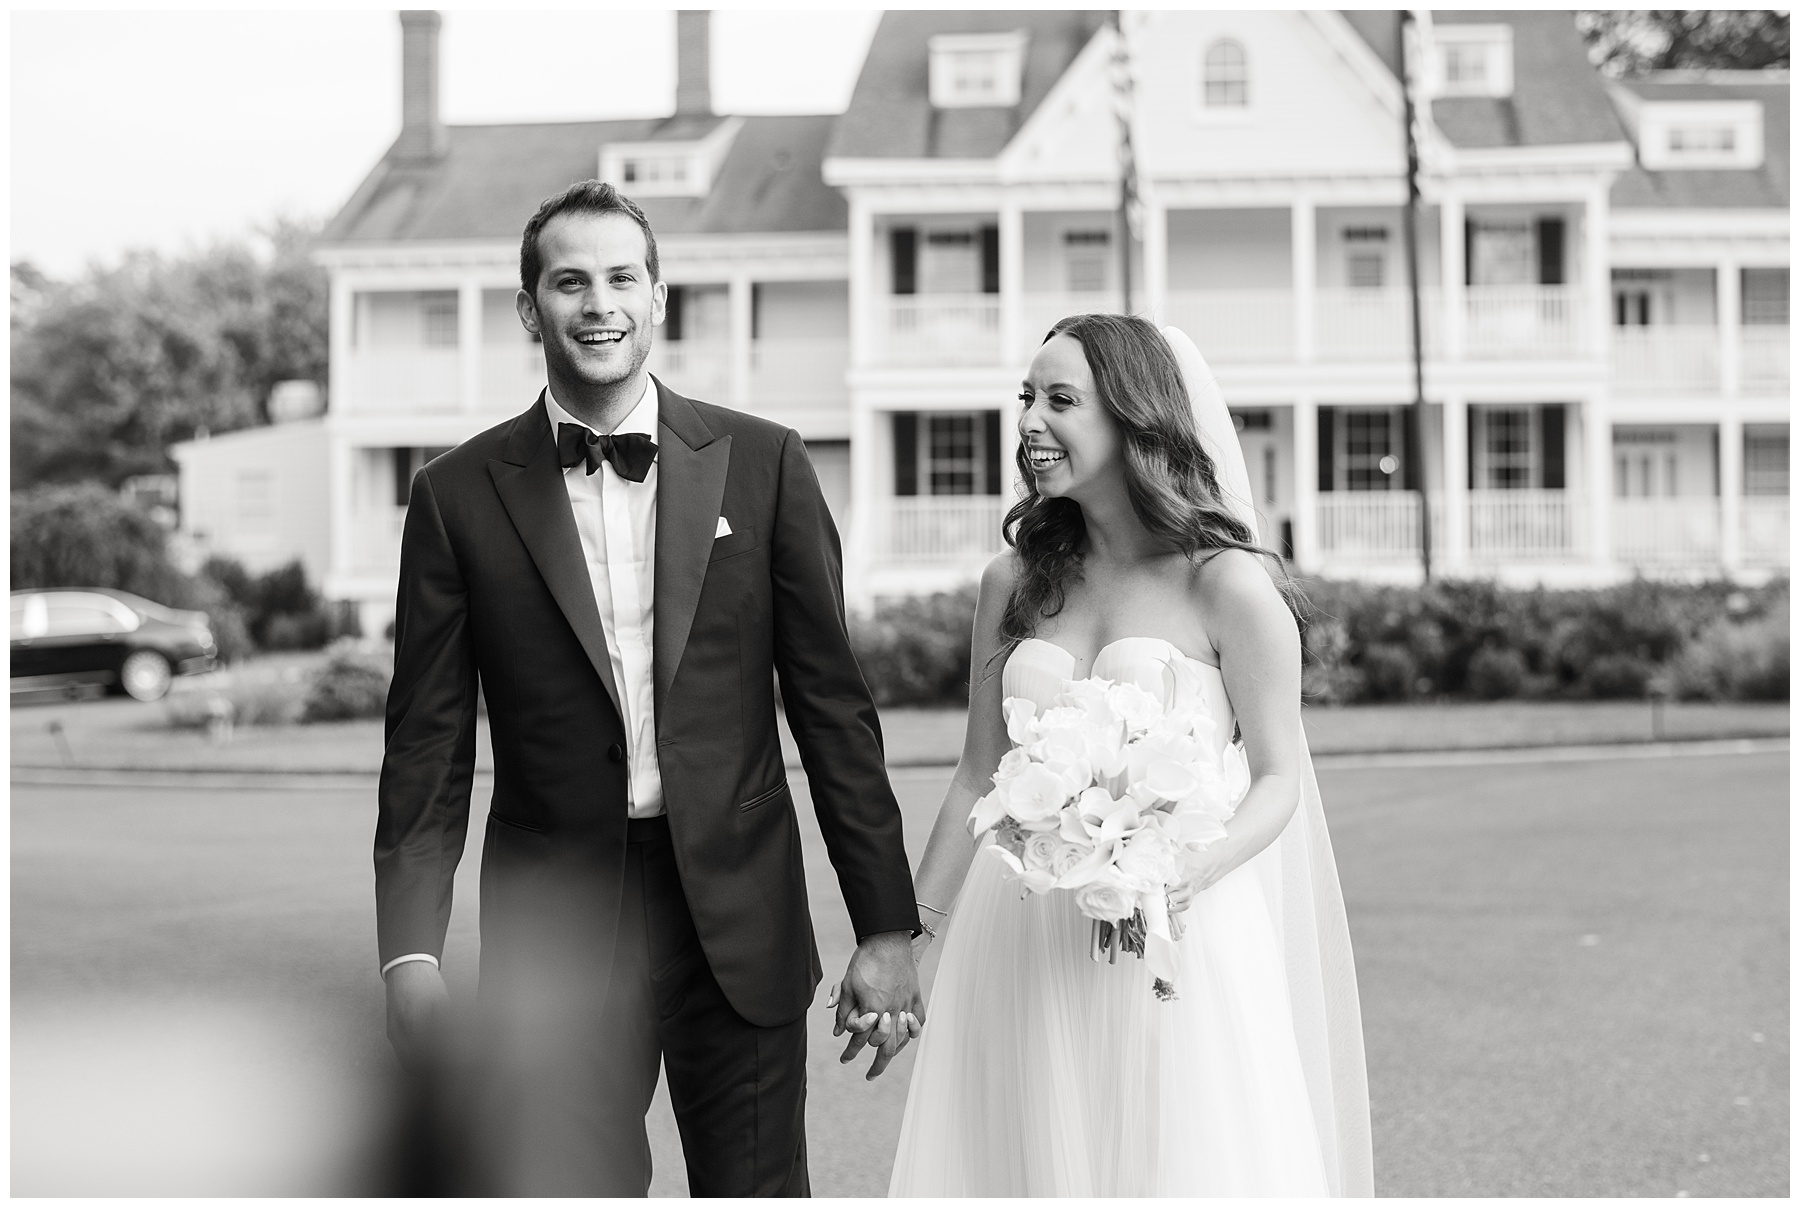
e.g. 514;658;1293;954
1168;848;1232;914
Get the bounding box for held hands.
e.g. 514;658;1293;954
829;931;925;1081
384;961;451;1074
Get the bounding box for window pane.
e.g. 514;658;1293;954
927;414;981;496
1745;431;1789;495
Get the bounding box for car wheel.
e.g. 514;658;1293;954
119;650;173;702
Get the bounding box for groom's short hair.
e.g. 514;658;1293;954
519;180;661;295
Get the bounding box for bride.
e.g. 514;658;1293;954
884;315;1372;1196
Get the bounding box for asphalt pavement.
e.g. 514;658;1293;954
10;745;1788;1196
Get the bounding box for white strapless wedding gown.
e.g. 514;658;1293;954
889;636;1331;1197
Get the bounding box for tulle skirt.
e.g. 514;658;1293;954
889;840;1330;1197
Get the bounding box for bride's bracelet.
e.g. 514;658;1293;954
916;900;948;918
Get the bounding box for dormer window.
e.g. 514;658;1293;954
1431;25;1513;99
1203;39;1248;108
1636;101;1763;169
929;31;1026;109
599;117;743;199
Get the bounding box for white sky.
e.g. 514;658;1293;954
9;8;884;277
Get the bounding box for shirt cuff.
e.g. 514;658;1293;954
381;952;440;977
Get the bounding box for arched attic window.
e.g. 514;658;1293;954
1203;39;1248;108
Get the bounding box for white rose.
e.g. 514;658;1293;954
1023;831;1062;871
1048;840;1090;879
992;746;1032;787
1106;681;1165;733
1057;676;1117;726
1073;870;1137;923
1115;828;1180;891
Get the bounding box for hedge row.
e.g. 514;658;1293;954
847;576;1789;708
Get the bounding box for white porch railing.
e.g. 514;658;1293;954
1316;491;1442;558
648;340;732;403
1467;489;1586;559
879;295;1002;367
1020;292;1125;354
480;343;547;410
1611;497;1722;565
1740;327;1790;395
347;348;460;414
750;337;848;407
1162;290;1296;363
876;496;1007;562
1463;285;1584;360
1611;327;1720;396
1314;288;1440;361
1740;496;1790;567
348;506;409;575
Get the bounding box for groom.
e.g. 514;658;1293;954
374;180;923;1196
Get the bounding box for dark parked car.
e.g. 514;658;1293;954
10;588;217;702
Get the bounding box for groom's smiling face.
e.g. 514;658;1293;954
518;210;667;399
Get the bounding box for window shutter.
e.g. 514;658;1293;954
1317;408;1336;493
891;228;917;296
1540;404;1566;490
982;409;1002;495
1401;406;1421;491
893;413;918;497
1464;219;1474;287
980;225;1001;295
392;448;414;508
664;286;684;341
1536;217;1565;286
1467;410;1479;490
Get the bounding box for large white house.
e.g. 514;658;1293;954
173;10;1788;633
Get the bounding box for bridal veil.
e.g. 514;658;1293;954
1163;327;1375;1197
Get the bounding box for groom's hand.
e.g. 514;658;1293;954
385;961;450;1074
830;931;924;1081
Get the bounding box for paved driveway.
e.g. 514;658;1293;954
11;747;1787;1195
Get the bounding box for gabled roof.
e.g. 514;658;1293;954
1609;74;1790;209
319;113;846;245
826;10;1109;160
1341;10;1628;149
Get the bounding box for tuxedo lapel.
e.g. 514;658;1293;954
653;380;731;723
489;394;624;722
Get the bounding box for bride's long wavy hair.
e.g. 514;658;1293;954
998;313;1296;654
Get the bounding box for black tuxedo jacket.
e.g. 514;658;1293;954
374;379;917;1027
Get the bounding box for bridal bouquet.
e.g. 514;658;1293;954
966;671;1248;1001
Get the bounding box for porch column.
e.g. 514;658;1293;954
328;437;354;595
999;197;1025;368
1584;394;1612;567
458;279;482;413
1584;186;1610;358
845;402;879;610
1717;258;1742;399
1442;393;1469;568
848;195;874;370
1142;195;1168;325
728;272;753;409
1719;413;1744;573
328;278;354;419
1440;192;1465;361
1291;197;1316;363
1292;397;1319;571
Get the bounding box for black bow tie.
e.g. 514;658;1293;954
557;423;658;482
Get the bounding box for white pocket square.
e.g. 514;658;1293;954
715;516;733;538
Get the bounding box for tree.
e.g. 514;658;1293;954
9;217;329;489
1579;10;1790;77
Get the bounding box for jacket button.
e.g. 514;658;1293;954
607;743;624;763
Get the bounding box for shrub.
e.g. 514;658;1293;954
1577;652;1656;699
1466;646;1528;700
202;555;344;652
164;679;305;730
849;584;979;707
1665;611;1790;702
300;643;393;723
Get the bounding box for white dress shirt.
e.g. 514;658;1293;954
382;376;664;979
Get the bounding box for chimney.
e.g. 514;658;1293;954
674;11;712;117
396;10;447;161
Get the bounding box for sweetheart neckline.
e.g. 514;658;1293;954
1014;635;1222;675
